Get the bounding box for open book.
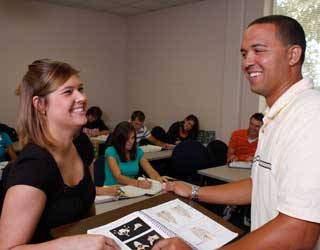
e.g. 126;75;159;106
89;199;238;249
95;178;163;204
228;161;252;169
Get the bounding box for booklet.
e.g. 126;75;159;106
88;199;238;249
228;161;252;169
95;178;163;204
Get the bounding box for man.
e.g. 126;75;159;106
152;15;320;250
130;110;174;149
227;112;264;162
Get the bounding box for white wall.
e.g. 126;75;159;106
0;0;127;129
0;0;265;142
127;0;265;142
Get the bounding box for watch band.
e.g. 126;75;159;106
191;185;200;200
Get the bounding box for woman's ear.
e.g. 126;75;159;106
288;45;302;66
32;96;47;115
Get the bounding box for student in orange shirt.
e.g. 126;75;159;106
227;113;264;162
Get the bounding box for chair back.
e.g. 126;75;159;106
206;140;228;167
169;140;209;183
93;155;105;187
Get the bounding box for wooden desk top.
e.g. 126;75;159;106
198;165;251;182
52;192;243;238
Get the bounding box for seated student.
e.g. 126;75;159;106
73;131;119;196
227;112;264;162
82;106;110;137
0;59;119;249
130;110;174;149
0;131;17;162
104;121;165;187
167;114;199;145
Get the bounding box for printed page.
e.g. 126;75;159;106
88;211;174;250
142;199;238;250
229;161;252;169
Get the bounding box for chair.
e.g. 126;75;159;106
93;155;105;187
169;140;209;184
206;140;228;167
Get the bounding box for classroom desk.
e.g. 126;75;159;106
144;149;173;161
198;165;251;183
52;192;243;239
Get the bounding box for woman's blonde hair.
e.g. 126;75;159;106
16;59;79;148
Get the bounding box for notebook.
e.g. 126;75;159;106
88;199;238;250
95;178;163;204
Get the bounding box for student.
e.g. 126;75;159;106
104;121;165;187
152;15;320;250
82;106;110;137
130;110;174;149
227;112;263;162
0;131;17;162
167;114;199;145
0;59;119;250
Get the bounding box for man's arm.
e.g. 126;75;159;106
147;135;174;149
164;178;252;205
221;213;320;250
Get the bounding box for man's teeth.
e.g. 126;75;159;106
73;107;84;112
249;72;262;77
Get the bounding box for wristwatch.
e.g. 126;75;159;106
191;185;200;200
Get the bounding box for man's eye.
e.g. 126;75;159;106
63;89;72;94
78;86;84;92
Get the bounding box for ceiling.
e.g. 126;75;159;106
33;0;205;17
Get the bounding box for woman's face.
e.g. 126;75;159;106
87;114;97;123
183;119;195;131
125;131;135;151
45;75;87;131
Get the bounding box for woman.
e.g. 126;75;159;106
104;121;164;188
0;59;119;250
82;106;110;137
0;131;17;162
167;114;199;145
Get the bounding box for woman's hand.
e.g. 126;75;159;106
60;234;120;250
96;186;120;196
162;181;192;198
151;237;191;250
137;179;152;189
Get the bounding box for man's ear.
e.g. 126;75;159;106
288;45;302;66
32;96;47;115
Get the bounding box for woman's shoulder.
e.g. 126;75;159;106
106;146;117;155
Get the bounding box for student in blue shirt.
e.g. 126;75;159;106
0;131;17;162
104;121;165;187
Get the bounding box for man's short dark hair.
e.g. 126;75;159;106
249;15;306;64
250;112;264;122
131;110;145;122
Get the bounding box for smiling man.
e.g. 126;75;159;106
152;15;320;250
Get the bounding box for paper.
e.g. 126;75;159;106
88;199;238;250
228;161;252;169
139;145;162;153
91;135;109;143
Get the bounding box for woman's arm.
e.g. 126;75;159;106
6;144;17;161
139;157;162;182
0;185;119;250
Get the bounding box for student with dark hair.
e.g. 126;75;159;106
0;59;119;250
130;110;174;149
152;15;320;250
104;121;165;187
167;114;199;145
227;112;264;162
82;106;110;137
